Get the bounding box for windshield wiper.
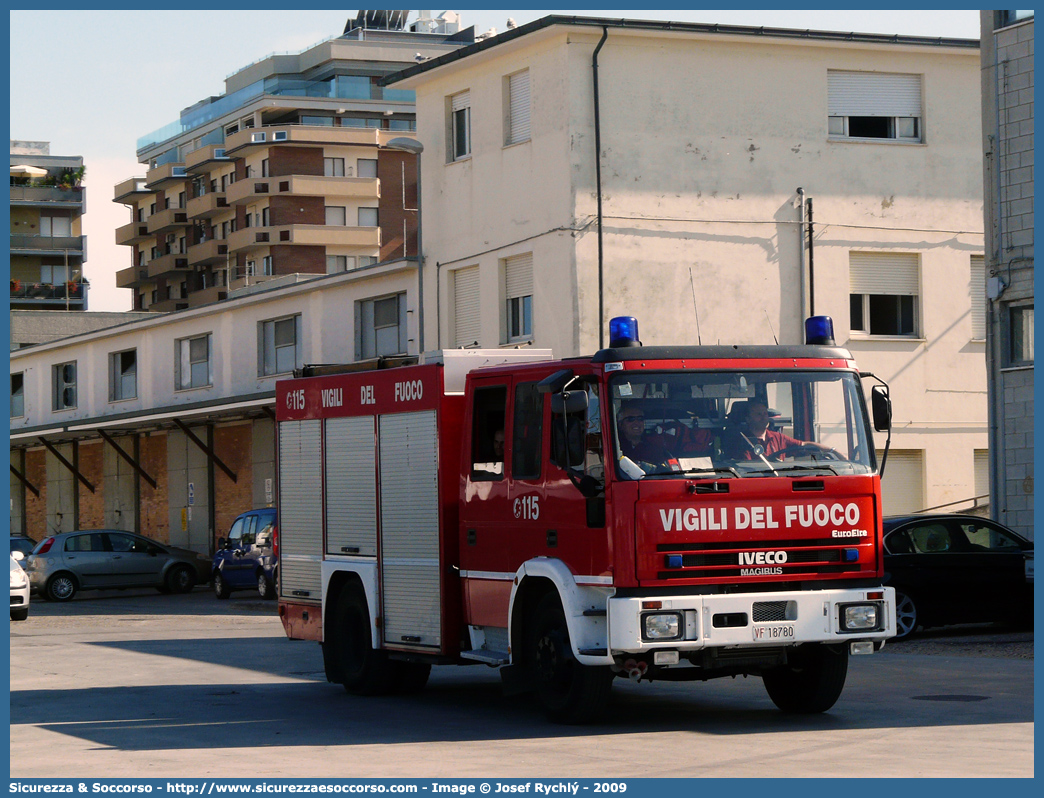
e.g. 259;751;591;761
678;466;742;479
769;463;841;476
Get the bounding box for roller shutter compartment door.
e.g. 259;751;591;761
379;410;441;648
278;419;323;599
326;416;378;557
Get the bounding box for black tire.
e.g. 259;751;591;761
329;586;396;696
525;592;614;724
45;573;77;602
11;607;29;621
213;571;231;600
257;571;275;600
763;643;849;714
894;589;919;639
166;565;196;594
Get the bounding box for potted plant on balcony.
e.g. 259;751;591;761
57;166;86;191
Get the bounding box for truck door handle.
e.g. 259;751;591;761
467;529;476;546
546;529;558;548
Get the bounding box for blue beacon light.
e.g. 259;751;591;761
804;315;836;346
609;316;641;348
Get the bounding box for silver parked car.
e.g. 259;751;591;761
10;553;30;620
27;530;211;602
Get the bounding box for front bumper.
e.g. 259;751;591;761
607;586;895;654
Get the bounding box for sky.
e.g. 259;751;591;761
9;9;981;312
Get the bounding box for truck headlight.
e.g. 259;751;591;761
642;612;682;640
840;603;880;631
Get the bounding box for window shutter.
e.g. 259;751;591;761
453;266;480;347
504;253;533;300
876;449;924;514
508;71;531;144
970;255;986;339
451;90;470;112
850;253;919;296
828;71;922;117
973;449;989;501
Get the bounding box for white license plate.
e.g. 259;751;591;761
752;624;795;642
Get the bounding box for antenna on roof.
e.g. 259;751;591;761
688;267;702;345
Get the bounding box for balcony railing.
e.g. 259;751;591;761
9;185;84;204
10;280;88;300
10;235;85;253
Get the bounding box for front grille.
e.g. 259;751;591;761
752;600;791;622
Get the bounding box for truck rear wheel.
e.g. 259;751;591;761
525;592;613;724
762;643;849;713
329;587;396;696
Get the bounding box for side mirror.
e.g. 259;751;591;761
217;537;226;550
12;551;25;562
871;385;891;432
551;390;589;415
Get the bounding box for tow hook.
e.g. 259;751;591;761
623;659;648;681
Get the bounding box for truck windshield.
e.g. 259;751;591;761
609;370;875;479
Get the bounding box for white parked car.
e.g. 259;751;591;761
10;552;30;621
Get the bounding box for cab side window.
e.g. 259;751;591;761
512;382;543;480
471;385;507;481
227;518;245;543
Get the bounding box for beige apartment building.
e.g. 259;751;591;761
389;16;987;514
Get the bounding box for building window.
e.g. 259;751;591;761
324;157;345;177
849;252;919;337
357;293;408;359
1009;305;1034;365
326;255;349;273
358;207;378;227
970;256;986;341
828;71;922;143
453;266;481;348
504;253;534;342
997;10;1033;27
109;350;137;402
262;255;273;276
40;214;72;237
506;70;531;146
360;256;378;267
449;91;471;161
357;159;377;179
325;206;347;226
259;315;302;376
11;373;24;418
52;361;77;411
245;260;256;277
176;334;212;390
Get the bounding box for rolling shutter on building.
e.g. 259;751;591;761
453;266;480;347
508;70;531;144
974;449;989;502
378;410;441;648
828;71;922;117
278;419;323;599
877;449;924;515
451;90;470;112
850;253;919;295
325;416;377;557
970;256;986;340
504;253;533;300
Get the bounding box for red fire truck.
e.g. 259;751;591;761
275;316;896;722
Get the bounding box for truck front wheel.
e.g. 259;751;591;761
762;643;849;713
329;587;396;696
525;592;613;724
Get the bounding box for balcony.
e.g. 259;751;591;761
227;175;379;205
224;125;381;157
227;224;380;253
186;191;229;220
145;163;188;190
115;265;148;288
146;207;190;235
185;144;231;174
9;185;84;209
147;252;190;279
114;177;151;203
115;221;152;246
185;285;229;307
187;239;228;266
10;234;85;255
10;279;88;305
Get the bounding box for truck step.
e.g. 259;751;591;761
460;648;510;665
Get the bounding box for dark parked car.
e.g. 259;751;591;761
10;535;37;560
883;514;1034;638
27;530;211;602
212;508;278;600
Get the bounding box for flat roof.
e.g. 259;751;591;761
384;13;979;85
